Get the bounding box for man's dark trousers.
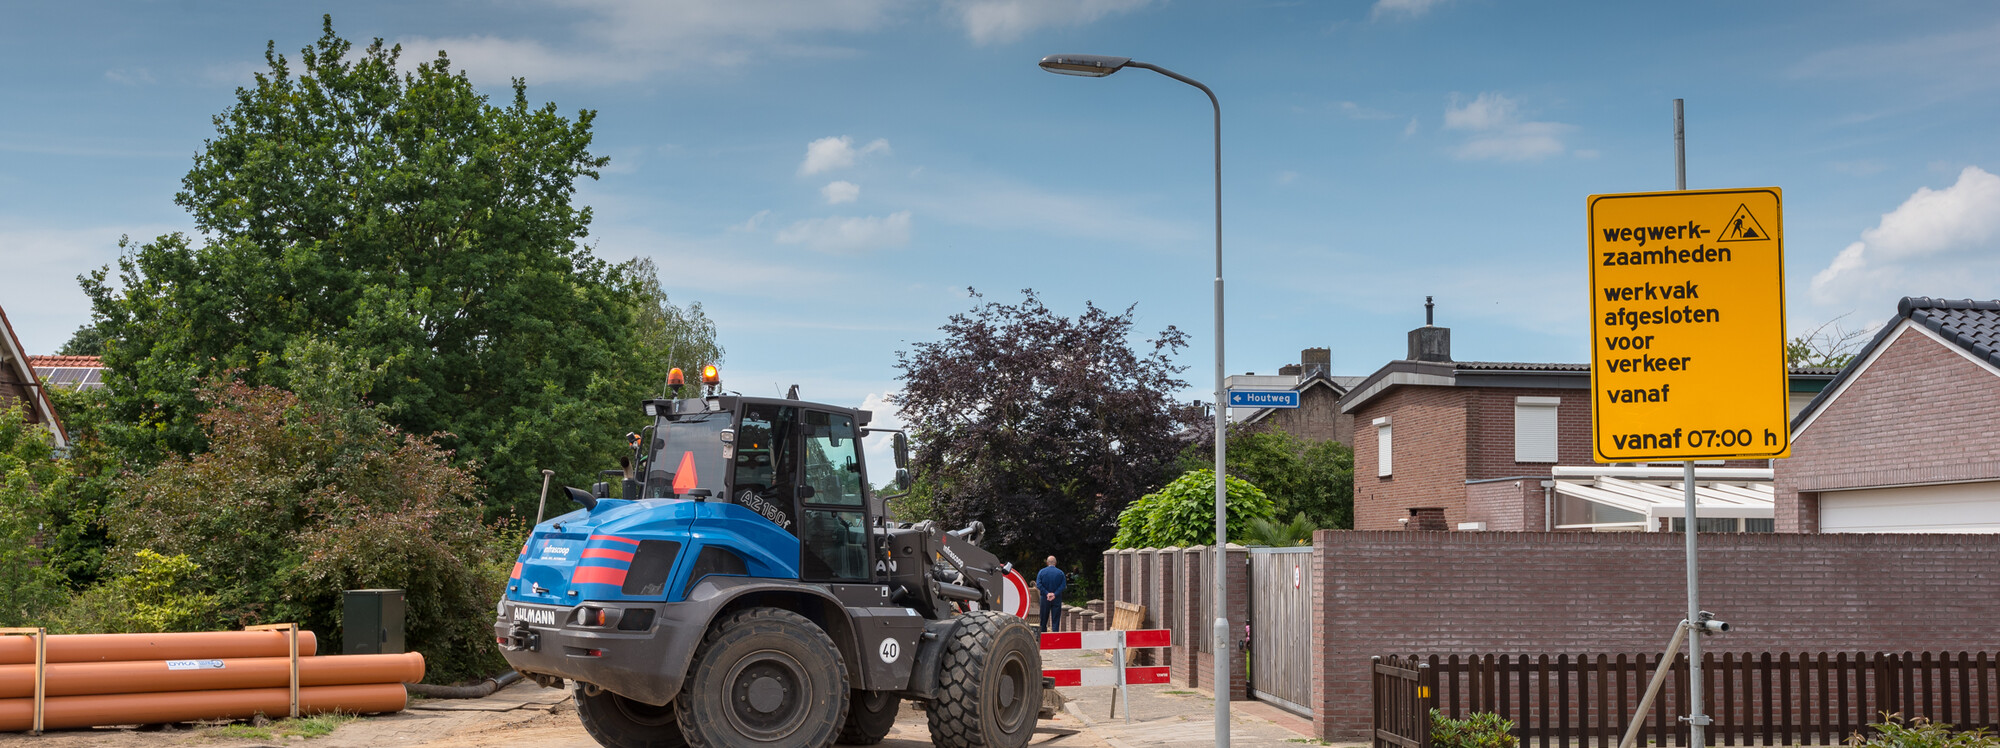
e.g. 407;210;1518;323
1039;595;1061;632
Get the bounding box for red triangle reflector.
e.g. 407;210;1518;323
672;451;698;495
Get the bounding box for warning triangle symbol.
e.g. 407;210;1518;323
1718;204;1770;242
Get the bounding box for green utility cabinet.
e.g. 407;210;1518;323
343;589;406;655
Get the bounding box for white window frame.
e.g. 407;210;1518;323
1374;416;1393;477
1514;396;1560;464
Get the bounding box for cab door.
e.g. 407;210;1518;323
797;409;872;582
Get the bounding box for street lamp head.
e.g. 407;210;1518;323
1038;54;1132;77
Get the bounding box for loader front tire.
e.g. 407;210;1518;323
675;607;848;748
574;685;689;748
926;611;1041;748
836;689;899;744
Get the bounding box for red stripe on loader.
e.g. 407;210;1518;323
571;566;628;586
582;547;635;562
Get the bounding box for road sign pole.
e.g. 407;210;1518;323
1674;97;1710;748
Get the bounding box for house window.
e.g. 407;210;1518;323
1514;397;1560;463
1374;417;1392;477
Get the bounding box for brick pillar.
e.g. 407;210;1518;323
1175;546;1203;688
1191;544;1251;699
1407;507;1447;531
1153;547;1178;667
1222;543;1251;700
1311;532;1332;740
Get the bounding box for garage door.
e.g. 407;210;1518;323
1820;481;2000;533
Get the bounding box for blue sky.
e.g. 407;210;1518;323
5;1;2000;471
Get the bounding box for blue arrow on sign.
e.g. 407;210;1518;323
1226;390;1300;409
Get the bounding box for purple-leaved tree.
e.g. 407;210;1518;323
892;289;1204;595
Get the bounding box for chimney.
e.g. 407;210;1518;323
1407;296;1451;362
1300;347;1331;378
1407;507;1448;531
1277;363;1302;376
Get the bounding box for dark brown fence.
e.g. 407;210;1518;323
1373;655;1437;748
1374;651;2000;748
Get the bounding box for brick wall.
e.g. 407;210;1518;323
1309;530;2000;740
1352;387;1470;530
1464;478;1542;531
1465;387;1594;480
1265;384;1352;445
1776;326;2000;531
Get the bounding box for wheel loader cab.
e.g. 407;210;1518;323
638;396;879;585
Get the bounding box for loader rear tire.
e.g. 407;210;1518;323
926;611;1041;748
836;689;899;744
675;607;848;748
574;685;689;748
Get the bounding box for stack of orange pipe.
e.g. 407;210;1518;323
0;630;422;732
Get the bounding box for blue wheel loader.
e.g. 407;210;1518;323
496;370;1042;748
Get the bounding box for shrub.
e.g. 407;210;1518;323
1848;714;2000;748
1112;469;1275;549
0;405;77;626
48;549;223;633
1431;710;1520;748
109;367;515;681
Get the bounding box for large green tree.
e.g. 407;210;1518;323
81;18;719;511
1179;426;1354;530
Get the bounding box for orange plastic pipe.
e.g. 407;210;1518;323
0;652;423;699
0;631;320;665
0;683;406;732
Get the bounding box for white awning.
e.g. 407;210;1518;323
1549;467;1773;531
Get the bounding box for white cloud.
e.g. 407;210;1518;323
859;391;907;488
1791;22;2000;97
103;68;155;86
1441;92;1573;162
1810;166;2000;307
731;209;774;232
822;180;862;204
398;0;906;86
776;211;913;253
0;221;187;352
798;136;891;176
949;0;1153;45
1372;0;1449;20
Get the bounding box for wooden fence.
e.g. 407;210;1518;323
1373;651;2000;748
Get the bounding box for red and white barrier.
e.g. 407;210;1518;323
1039;629;1171;688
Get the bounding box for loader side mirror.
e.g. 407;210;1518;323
893;432;909;469
896;468;911;491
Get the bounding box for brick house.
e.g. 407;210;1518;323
0;305;67;447
1777;297;2000;532
1340;316;1833;532
1225;346;1363;445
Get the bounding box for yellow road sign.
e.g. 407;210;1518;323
1587;187;1789;461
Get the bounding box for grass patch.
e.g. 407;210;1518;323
1162;690;1195;695
204;712;359;740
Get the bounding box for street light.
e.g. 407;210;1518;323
1039;53;1231;747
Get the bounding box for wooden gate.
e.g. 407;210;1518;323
1249;546;1315;715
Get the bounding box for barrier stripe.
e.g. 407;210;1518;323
1044;666;1170;687
1038;629;1170;650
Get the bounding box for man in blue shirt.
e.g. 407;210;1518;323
1035;556;1067;632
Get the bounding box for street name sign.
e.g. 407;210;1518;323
1227;390;1300;409
1587;187;1789;462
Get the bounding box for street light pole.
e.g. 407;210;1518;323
1038;54;1231;747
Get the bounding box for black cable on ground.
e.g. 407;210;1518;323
405;670;524;699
